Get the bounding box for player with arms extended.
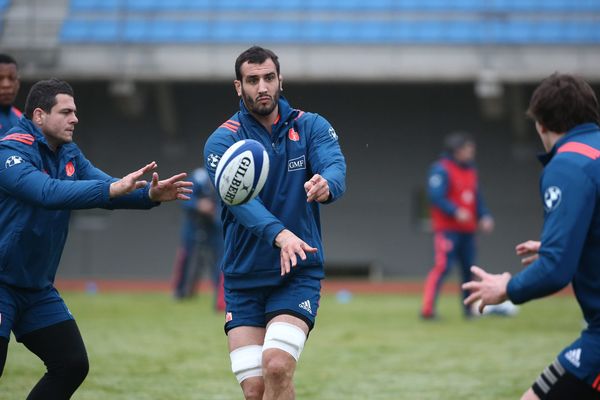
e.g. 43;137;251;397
204;46;346;400
0;78;192;399
463;73;600;400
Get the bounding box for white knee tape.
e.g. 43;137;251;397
262;322;307;362
230;345;263;383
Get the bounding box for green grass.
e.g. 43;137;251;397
2;291;581;399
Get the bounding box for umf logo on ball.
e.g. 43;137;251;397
544;186;562;212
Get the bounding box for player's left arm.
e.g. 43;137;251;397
507;159;594;304
72;150;155;209
463;159;594;310
305;115;346;204
74;150;191;209
475;180;494;233
475;182;492;219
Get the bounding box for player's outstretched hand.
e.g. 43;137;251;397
479;215;495;234
515;240;541;266
275;229;318;276
148;171;193;202
109;161;157;198
455;207;473;223
462;266;511;314
304;174;330;203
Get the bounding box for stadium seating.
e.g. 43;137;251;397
68;0;600;12
61;0;600;44
60;18;600;44
0;0;10;34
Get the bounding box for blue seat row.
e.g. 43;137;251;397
60;18;600;44
68;0;600;13
0;0;10;12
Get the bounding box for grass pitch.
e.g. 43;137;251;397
2;289;581;399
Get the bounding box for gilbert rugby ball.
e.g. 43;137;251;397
215;139;269;206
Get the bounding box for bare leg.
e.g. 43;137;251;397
521;388;540;400
228;326;265;400
262;315;309;400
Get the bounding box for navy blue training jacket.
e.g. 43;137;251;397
203;97;346;289
0;118;158;289
508;123;600;331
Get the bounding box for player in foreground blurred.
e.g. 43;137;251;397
172;166;225;311
420;132;495;320
0;53;22;135
204;46;346;400
463;73;600;399
0;78;192;399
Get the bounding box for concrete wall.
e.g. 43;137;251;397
12;80;558;281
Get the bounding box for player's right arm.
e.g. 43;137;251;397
204;127;317;275
0;144;111;209
273;229;317;276
72;148;161;209
507;158;594;304
515;240;541;266
204;131;285;246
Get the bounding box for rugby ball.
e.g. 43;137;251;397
215;139;269;206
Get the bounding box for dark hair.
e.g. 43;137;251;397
0;53;17;67
25;78;74;119
444;131;474;153
235;46;280;81
526;73;600;132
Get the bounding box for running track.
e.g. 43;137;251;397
55;279;572;296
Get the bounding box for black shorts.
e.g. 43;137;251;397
532;359;600;399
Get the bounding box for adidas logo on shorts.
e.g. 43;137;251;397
565;348;581;368
298;300;312;315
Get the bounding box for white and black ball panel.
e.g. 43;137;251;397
215;139;269;206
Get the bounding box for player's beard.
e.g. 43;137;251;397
242;87;280;117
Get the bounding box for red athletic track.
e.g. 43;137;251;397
54;279;573;296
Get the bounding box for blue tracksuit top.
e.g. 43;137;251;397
427;156;491;222
507;123;600;331
203;96;346;289
0;118;158;289
0;106;22;136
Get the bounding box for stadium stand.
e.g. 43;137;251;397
68;0;600;12
0;0;9;33
60;18;600;44
60;0;600;44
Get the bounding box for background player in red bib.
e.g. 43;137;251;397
420;133;494;319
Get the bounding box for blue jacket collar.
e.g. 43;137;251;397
538;123;600;166
239;95;297;134
16;117;78;155
17;117;47;144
